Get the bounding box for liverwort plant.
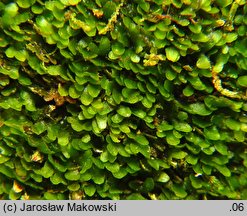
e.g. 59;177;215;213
0;0;246;200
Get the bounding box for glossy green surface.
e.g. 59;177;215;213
0;0;246;200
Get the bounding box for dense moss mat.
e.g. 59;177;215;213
0;0;247;200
